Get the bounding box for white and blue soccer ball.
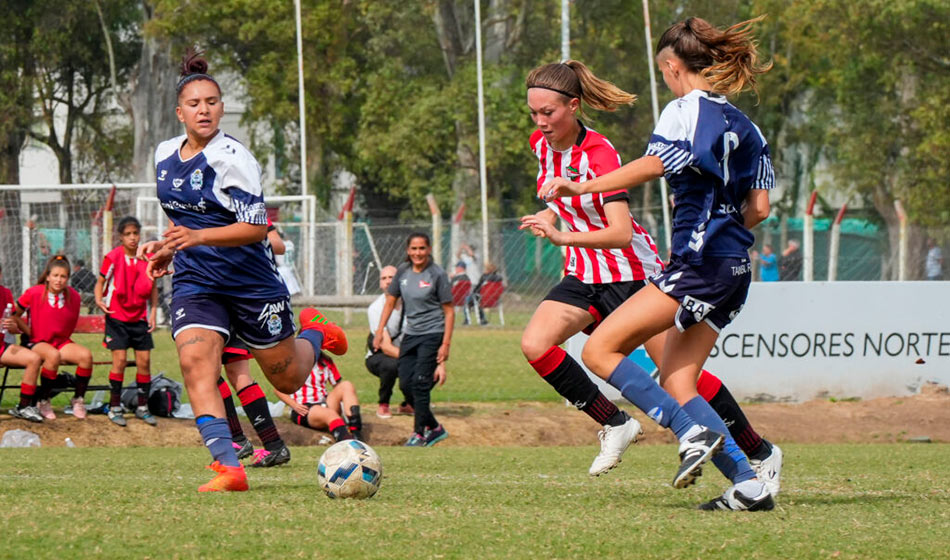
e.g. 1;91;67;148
317;440;382;499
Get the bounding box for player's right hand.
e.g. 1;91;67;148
146;248;175;280
136;240;165;260
95;300;114;314
540;176;582;201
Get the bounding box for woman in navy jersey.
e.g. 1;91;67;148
542;17;776;511
142;50;347;492
521;60;781;495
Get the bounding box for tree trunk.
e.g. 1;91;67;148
130;33;181;183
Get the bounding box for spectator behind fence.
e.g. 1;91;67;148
365;265;412;419
780;239;802;281
12;255;94;421
450;261;473;324
926;238;943;280
758;244;779;282
471;262;503;326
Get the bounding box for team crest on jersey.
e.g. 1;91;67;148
190;169;204;190
565;165;581;180
172;178;184;191
418;280;431;289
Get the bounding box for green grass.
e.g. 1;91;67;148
2;310;550;409
1;444;948;558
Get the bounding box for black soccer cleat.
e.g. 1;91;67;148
249;444;291;468
673;426;724;489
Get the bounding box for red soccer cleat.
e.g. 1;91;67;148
198;461;249;493
299;308;348;355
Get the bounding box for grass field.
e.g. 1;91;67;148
1;444;948;559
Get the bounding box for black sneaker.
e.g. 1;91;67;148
673;426;724;489
10;405;43;423
699;481;775;511
424;424;448;447
250;444;291;468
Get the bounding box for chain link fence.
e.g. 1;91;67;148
1;186;947;318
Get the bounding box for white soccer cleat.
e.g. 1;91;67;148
750;442;783;496
589;414;642;476
698;480;775;511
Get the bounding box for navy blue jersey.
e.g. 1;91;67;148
645;90;775;262
155;131;287;299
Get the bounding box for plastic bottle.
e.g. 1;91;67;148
65;438;76;448
1;303;14;344
0;429;41;448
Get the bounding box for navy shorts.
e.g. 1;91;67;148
170;292;296;349
651;256;751;333
544;275;647;334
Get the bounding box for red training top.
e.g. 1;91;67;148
0;285;13;312
17;285;80;348
531;127;663;284
100;246;154;322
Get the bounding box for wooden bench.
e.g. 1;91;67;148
0;315;131;405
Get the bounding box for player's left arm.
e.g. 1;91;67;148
742;189;771;229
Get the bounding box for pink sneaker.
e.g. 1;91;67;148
376;403;392;419
37;399;56;420
70;397;87;420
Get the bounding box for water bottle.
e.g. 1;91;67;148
1;303;14;344
65;437;76;448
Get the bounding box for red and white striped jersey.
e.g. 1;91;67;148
290;354;341;405
531;127;663;284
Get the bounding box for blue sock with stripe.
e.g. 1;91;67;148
297;329;324;360
682;396;756;483
196;415;240;467
606;359;694;438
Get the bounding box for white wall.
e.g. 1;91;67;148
568;281;950;403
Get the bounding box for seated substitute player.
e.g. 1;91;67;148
95;216;159;427
143;49;347;492
12;256;94;420
1;265;45;423
365;264;413;418
275;352;363;443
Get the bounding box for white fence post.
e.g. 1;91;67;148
828;204;847;281
894;199;907;281
427;194;442;267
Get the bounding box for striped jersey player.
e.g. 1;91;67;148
532;126;662;284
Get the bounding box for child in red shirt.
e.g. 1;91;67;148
13;255;94;420
94;216;158;427
1;262;45;422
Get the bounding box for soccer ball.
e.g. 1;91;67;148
317;440;383;499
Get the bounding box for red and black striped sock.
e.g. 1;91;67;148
19;383;36;408
74;366;92;398
135;372;151;407
697;370;767;459
109;371;125;407
238;383;284;452
37;367;57;401
529;346;625;427
217;377;245;441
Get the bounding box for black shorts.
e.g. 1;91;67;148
290;402;324;428
222;336;252;365
543;275;648;334
104;316;154;351
650;255;751;333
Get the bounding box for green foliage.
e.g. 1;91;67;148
1;444;948;558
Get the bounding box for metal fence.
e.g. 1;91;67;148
1;185;946;316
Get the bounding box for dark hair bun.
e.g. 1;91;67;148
180;47;209;77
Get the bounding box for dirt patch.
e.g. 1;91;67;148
3;386;949;448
